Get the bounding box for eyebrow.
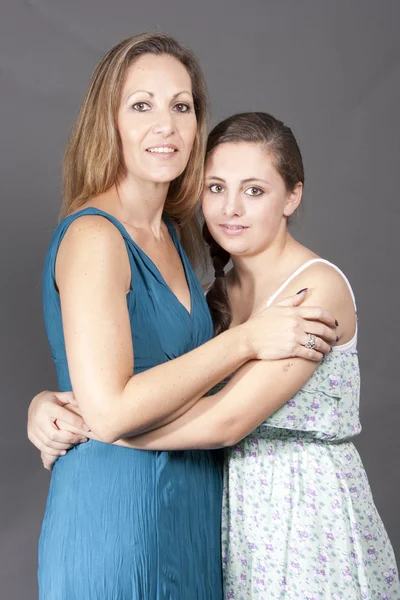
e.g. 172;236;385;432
205;176;271;185
125;90;193;102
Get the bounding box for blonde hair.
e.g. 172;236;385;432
62;33;209;266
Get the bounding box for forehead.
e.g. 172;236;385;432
205;142;277;178
122;53;192;93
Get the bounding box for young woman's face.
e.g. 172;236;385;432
202;142;301;257
117;53;197;184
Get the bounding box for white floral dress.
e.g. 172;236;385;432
220;260;400;599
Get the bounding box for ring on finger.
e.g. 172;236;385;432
304;333;317;350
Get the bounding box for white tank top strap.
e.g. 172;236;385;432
266;258;357;310
266;258;357;352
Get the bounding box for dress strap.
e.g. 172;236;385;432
266;258;357;311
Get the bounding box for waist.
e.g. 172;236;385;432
244;426;355;444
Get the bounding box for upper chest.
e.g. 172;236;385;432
124;222;192;315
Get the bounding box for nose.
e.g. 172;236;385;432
152;107;175;137
223;191;244;218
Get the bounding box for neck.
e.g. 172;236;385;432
229;231;302;307
113;173;170;236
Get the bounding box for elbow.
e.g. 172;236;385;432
96;427;121;444
86;411;153;444
221;418;249;447
81;407;126;444
77;391;144;443
87;419;121;444
221;433;242;448
211;419;245;449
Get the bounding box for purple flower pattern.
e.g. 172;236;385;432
221;348;400;598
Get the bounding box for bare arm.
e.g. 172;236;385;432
116;264;355;450
55;217;337;444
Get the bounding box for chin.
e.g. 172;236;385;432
212;235;250;256
149;165;187;184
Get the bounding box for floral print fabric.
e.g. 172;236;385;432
221;349;400;599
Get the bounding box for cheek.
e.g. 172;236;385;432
118;129;133;156
202;196;219;225
252;203;283;242
118;113;142;148
180;115;197;147
256;196;283;222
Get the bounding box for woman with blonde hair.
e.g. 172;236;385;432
30;34;337;598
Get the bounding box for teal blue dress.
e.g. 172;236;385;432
38;208;223;600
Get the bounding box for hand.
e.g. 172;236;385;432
243;289;337;361
40;451;58;472
27;390;90;461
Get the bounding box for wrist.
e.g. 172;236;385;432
225;322;256;362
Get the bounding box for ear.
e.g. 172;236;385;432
283;182;303;217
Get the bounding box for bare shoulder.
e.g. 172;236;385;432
293;261;354;308
56;215;130;289
286;261;356;343
62;214;125;247
58;215;127;262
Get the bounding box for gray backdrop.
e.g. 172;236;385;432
1;0;399;597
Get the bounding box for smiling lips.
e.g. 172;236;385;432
219;224;249;235
146;144;178;154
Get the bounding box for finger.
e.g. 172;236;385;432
58;397;82;415
27;432;48;454
276;289;307;307
41;436;82;451
28;405;80;447
34;421;76;449
52;405;88;430
38;437;75;451
48;424;88;445
36;438;66;456
292;343;324;362
47;426;87;447
299;333;331;355
41;452;58;471
54;391;76;405
28;431;55;454
66;403;83;417
301;321;337;345
296;306;337;328
30;430;71;456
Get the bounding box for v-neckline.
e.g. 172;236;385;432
73;208;193;318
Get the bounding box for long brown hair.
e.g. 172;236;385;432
61;33;209;266
204;112;305;335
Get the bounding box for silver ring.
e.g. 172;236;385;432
305;333;317;350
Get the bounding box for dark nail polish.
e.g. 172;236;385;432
296;288;308;295
335;320;339;327
336;336;339;342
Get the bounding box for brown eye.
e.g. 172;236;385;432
245;186;264;197
174;103;191;113
132;102;151;112
210;184;224;193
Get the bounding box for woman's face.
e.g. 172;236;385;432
117;53;197;184
202;142;301;258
